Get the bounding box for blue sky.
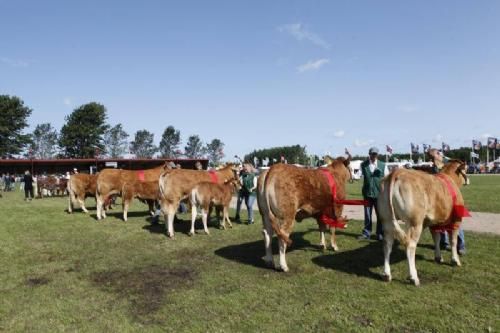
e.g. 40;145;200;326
1;0;499;159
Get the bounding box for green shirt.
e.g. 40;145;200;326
361;159;386;198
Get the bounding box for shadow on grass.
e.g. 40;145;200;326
214;229;327;270
142;215;223;236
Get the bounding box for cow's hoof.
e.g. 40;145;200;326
409;277;420;287
188;231;194;237
331;245;339;252
264;260;275;269
277;266;289;273
205;231;210;235
434;257;444;264
382;274;392;282
451;259;461;267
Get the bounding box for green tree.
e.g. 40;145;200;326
130;130;157;158
30;123;58;159
59;102;109;158
0;95;32;157
159;126;181;158
184;135;204;158
205;138;225;167
244;145;308;165
104;124;129;158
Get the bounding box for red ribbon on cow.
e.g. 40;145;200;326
430;174;471;233
137;170;145;182
208;171;218;184
318;169;344;228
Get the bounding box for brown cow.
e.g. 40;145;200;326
96;164;166;221
38;176;67;197
67;173;98;213
258;156;352;272
121;181;160;221
377;160;469;286
189;179;240;235
158;164;238;238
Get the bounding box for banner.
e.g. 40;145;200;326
442;142;450;152
422;144;431;153
472;140;482;151
470;151;479;158
487;137;497;149
386;145;393;155
411;143;419;154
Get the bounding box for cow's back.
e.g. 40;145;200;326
162;169;213;199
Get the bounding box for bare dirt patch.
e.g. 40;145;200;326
91;264;198;324
25;277;51;287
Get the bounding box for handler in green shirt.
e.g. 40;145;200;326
359;147;388;240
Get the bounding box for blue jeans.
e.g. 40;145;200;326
440;228;465;251
243;194;256;222
235;191;244;219
362;197;383;237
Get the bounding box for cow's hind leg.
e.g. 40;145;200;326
223;207;232;229
262;215;275;269
201;206;210;235
382;222;395;282
406;224;423;286
318;223;327;251
164;202;177;238
189;203;197;236
278;234;290;272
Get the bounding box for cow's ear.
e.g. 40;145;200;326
343;158;350;167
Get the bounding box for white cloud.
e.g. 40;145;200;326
399;105;418;114
297;58;330;73
432;134;443;143
354;139;375;147
278;23;330;49
333;130;345;138
0;57;29;68
63;97;72;106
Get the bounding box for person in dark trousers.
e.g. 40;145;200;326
23;170;34;201
358;147;388;240
234;166;247;222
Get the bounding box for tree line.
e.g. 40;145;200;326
0;95;225;166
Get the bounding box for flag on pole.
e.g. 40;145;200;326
411;143;419;154
422;144;431;153
442;142;450;152
472;140;482;151
470;151;479;158
487;137;497;149
386;145;393;155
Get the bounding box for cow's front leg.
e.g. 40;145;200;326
318;224;327;250
330;227;339;251
431;230;443;263
123;200;129;221
164;203;176;239
450;228;461;266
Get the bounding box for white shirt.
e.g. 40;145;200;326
369;159;389;176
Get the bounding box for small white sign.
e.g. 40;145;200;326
105;162;118;168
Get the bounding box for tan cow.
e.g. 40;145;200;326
158;164;238;238
96;164;166;221
67;173;98;213
121;181;160;221
377;160;469;286
189;179;240;235
258;157;351;272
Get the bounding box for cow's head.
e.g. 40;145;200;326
224;178;241;192
327;154;352;183
443;160;470;187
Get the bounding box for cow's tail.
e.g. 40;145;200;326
67;177;76;212
387;171;408;246
263;172;292;246
158;170;170;198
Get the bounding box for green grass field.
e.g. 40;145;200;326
0;190;499;332
347;174;500;213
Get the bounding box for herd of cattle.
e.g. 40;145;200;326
65;156;470;286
